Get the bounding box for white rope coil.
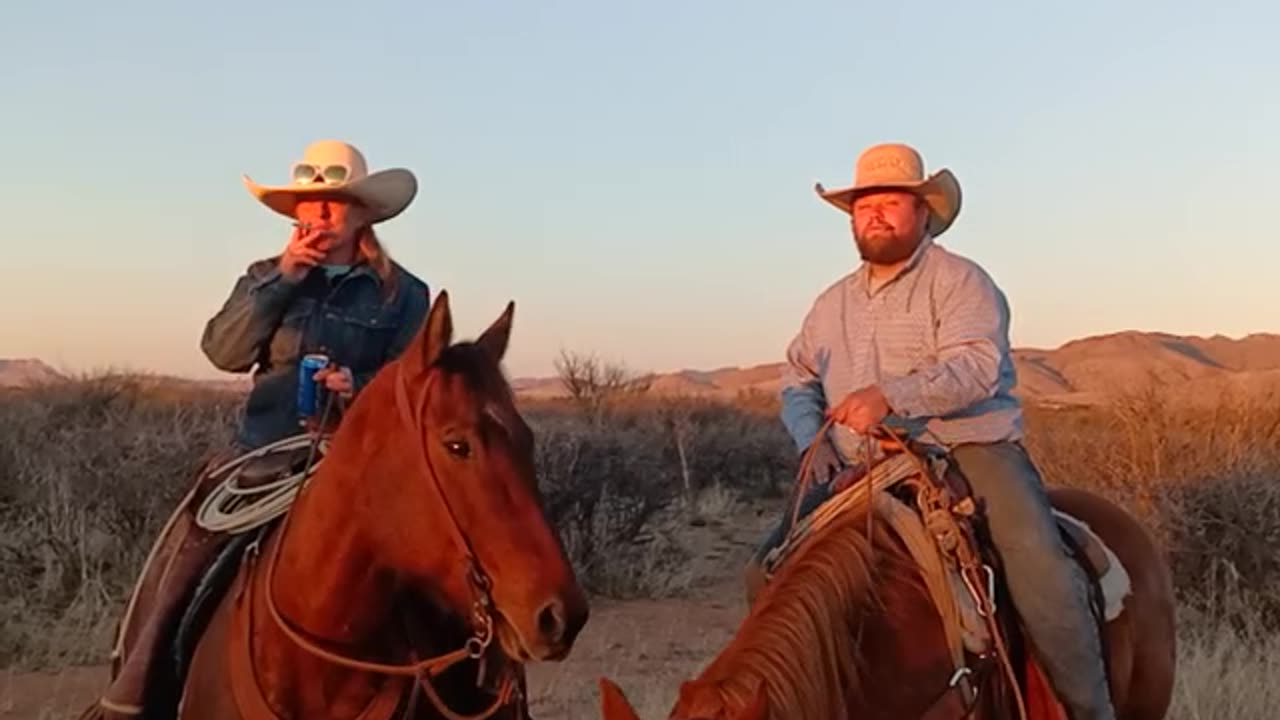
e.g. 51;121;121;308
193;433;329;535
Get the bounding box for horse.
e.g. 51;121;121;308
597;444;1176;720
102;290;589;719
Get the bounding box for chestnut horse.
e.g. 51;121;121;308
147;291;586;719
599;475;1175;719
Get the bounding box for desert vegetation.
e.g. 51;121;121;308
1;357;1278;718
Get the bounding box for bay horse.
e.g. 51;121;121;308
598;447;1176;720
122;291;587;719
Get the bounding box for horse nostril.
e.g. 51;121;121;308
536;599;566;643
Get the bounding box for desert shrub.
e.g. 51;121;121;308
523;396;793;597
1024;387;1280;630
0;375;240;667
1168;610;1280;720
0;375;800;665
1161;472;1280;630
2;371;1278;668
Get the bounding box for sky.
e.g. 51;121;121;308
2;0;1277;380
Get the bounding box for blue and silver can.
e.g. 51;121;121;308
297;353;330;420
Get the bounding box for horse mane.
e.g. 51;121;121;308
432;342;513;399
697;501;921;719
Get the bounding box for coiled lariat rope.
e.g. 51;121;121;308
192;435;326;533
194;394;335;534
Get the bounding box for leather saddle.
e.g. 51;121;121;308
874;436;1112;581
232;446;315;489
869;440;1120;717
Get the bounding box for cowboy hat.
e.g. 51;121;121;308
242;139;418;224
814;142;961;237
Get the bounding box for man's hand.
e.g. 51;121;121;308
314;365;354;399
828;385;891;434
804;435;843;486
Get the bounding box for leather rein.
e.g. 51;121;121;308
241;367;518;720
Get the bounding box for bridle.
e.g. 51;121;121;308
244;365;519;720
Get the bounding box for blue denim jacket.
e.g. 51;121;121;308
200;257;430;449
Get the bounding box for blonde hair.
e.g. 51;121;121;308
357;227;398;301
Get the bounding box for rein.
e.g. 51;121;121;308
784;416;838;534
245;367;518;720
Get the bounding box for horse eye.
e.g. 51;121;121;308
443;439;471;458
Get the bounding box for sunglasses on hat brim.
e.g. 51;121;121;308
291;162;351;186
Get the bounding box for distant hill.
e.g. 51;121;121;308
0;359;250;394
7;330;1279;406
512;331;1280;407
0;359;64;387
1010;331;1280;406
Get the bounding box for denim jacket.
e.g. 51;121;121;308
200;257;430;449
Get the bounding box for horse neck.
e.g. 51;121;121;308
687;522;895;719
232;450;416;719
270;459;396;646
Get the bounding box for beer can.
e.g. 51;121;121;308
297;353;330;420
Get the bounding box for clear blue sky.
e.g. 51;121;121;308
3;0;1276;380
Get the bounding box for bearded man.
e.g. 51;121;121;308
748;142;1115;720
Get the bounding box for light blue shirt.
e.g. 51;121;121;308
779;236;1024;462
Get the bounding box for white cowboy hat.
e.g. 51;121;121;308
814;142;962;237
242;139;418;224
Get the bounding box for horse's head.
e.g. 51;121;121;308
360;290;588;662
597;677;768;720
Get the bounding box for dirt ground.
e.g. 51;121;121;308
1;505;775;720
0;591;747;720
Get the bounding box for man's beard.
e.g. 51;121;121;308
853;226;922;265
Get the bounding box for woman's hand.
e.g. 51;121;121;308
279;223;334;282
313;365;354;398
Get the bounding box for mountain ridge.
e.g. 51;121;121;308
6;330;1279;406
511;330;1280;406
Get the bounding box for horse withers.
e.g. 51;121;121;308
88;290;589;719
597;440;1176;720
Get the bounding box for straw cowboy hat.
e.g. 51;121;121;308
242;139;418;223
814;142;962;237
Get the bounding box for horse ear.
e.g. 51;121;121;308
403;289;453;377
475;300;515;362
597;677;641;720
731;680;768;720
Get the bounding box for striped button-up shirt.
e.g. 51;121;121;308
779;236;1024;462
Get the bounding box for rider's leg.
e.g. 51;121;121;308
97;450;237;719
744;476;835;603
950;441;1115;720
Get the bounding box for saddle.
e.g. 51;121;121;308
94;442;320;720
762;438;1131;720
170;446;318;660
235;447;314;487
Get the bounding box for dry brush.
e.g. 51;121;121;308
1;371;1277;719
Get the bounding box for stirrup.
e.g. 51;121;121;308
99;698;145;716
